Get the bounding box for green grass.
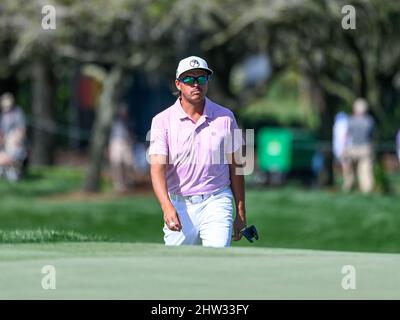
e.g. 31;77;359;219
1;167;400;253
1;168;399;299
0;166;114;198
1;243;399;299
0;166;83;198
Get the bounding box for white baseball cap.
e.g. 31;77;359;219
176;56;213;79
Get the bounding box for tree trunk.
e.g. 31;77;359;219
83;67;123;192
309;76;335;187
31;59;55;165
378;77;399;139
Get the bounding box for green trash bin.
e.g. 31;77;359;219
257;127;316;176
257;128;292;173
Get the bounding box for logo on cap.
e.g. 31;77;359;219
190;59;200;68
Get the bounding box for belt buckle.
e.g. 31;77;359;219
188;194;203;204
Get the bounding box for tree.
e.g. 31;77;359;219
83;67;122;191
1;1;59;165
192;0;400;185
2;0;399;190
1;0;176;190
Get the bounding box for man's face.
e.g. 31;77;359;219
353;99;367;115
175;69;209;104
0;96;14;112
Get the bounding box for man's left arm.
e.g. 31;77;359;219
228;149;247;241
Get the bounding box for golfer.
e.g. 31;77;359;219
149;56;247;247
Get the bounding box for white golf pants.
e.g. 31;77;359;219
164;186;234;247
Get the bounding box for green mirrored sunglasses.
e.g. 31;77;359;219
178;75;209;86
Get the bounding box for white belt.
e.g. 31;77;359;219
169;186;230;204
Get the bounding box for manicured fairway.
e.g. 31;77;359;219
1;243;399;299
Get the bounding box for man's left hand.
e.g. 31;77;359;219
232;213;247;241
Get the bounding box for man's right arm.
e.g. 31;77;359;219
150;155;182;231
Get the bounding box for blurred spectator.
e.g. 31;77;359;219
332;111;349;186
333;111;349;162
109;103;135;193
0;92;28;182
342;98;375;193
133;142;149;173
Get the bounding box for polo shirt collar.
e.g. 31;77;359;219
175;97;214;120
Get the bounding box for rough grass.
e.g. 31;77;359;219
0;229;108;243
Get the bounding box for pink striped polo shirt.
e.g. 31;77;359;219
149;97;243;196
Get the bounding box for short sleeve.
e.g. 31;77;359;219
148;116;168;156
225;114;244;154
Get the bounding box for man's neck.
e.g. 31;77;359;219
180;97;205;119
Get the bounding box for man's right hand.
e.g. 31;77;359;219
163;205;182;231
150;155;182;232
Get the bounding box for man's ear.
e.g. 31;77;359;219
175;79;180;91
